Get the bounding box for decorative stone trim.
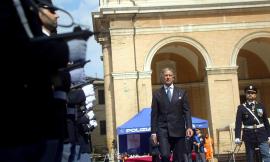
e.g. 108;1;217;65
138;71;152;79
112;72;138;79
206;66;238;75
110;28;134;36
111;71;152;79
110;22;270;36
100;1;270;14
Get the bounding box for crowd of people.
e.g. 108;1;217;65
118;70;269;162
150;67;270;162
149;128;213;162
1;1;269;162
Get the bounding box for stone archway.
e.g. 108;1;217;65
231;31;270;67
144;36;212;119
144;36;213;72
232;32;270;115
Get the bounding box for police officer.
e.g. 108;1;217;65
0;1;86;162
235;85;270;162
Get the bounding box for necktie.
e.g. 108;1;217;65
250;103;255;112
167;87;172;102
248;103;254;108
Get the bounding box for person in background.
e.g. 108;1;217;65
151;67;193;162
204;134;213;161
235;85;270;162
193;129;206;162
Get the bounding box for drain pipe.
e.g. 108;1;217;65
132;13;140;113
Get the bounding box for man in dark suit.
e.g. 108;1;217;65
151;67;193;162
235;85;270;162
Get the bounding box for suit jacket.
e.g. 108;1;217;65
151;85;192;137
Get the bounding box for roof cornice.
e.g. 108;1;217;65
99;1;270;15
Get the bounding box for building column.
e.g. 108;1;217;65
137;71;153;110
112;72;139;127
206;66;240;154
102;41;116;155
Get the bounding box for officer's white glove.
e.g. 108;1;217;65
235;138;241;145
268;137;270;144
88;120;98;131
89;120;98;128
67;39;87;63
85;95;96;104
85;102;93;110
82;84;95;97
69;68;86;84
87;110;95;120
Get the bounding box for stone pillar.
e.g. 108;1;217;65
206;67;240;154
137;71;153;110
102;41;116;156
112;72;139;126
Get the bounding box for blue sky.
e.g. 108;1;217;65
52;0;103;79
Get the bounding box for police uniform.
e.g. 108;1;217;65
0;1;70;162
235;85;270;162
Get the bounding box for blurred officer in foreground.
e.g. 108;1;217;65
0;1;86;162
37;0;59;36
36;0;77;161
235;85;270;162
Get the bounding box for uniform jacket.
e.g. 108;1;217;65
151;86;192;137
1;0;69;146
235;101;270;143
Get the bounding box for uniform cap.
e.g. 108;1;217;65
35;0;58;11
36;0;53;6
244;85;257;93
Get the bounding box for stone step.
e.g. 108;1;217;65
216;153;263;162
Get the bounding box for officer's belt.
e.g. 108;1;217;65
67;107;76;115
243;124;264;129
54;91;67;101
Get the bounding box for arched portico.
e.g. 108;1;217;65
144;36;213;72
232;32;270;116
231;31;270;67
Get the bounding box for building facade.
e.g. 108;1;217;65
92;0;270;156
90;80;107;154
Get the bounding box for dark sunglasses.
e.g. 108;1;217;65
247;91;256;94
41;6;56;13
